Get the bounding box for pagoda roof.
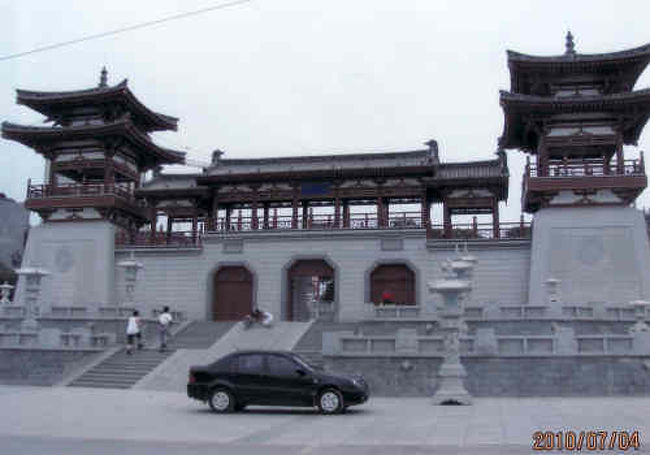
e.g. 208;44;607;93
205;149;435;176
499;89;650;149
15;80;178;132
507;43;650;94
1;117;185;167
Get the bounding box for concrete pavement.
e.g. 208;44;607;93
1;385;649;453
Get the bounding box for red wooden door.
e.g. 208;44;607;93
213;266;253;320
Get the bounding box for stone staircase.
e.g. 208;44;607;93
68;349;173;389
67;321;235;389
171;321;235;349
292;320;360;369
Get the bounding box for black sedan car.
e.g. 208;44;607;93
187;350;369;414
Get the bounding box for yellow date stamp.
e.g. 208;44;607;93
532;430;640;451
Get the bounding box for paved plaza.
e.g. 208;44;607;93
0;385;648;454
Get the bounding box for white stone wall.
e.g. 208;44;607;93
16;221;115;311
116;231;532;321
528;207;650;307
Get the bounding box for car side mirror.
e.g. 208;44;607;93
295;369;307;377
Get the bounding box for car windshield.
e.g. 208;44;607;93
291;354;319;371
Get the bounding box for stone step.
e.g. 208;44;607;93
67;348;175;389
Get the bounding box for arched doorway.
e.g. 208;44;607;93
287;259;335;321
370;264;415;305
213;266;253;320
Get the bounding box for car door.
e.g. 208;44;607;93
263;354;315;406
231;353;267;404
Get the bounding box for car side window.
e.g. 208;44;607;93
236;354;265;374
266;355;300;376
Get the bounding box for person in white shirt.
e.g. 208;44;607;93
158;306;173;352
260;310;273;328
125;310;142;355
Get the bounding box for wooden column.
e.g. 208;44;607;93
207;193;218;231
149;203;157;244
263;203;270;229
616;138;624;174
443;202;452;239
420;192;429;228
334;195;341;228
292;187;299;229
225;205;232;231
493;198;500;239
302;201;309;229
383;198;390;228
192;215;198;244
343;200;350;228
166;216;173;244
377;197;385;228
251;202;259;230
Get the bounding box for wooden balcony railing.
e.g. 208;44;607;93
26;182;137;202
115;231;201;248
526;158;644;178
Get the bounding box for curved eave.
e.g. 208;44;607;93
507;44;650;93
507;43;650;63
16;80;178;132
1;119;185;166
498;89;650;148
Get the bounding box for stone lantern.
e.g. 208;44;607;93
0;281;14;304
428;248;477;405
117;252;143;307
15;266;50;330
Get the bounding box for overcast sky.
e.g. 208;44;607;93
2;0;650;224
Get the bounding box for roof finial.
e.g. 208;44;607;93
565;30;576;56
99;66;108;88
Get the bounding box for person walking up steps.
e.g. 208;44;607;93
158;306;173;352
125;310;142;355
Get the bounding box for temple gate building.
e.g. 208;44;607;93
2;35;650;395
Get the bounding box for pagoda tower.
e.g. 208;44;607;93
1;69;184;310
499;34;650;307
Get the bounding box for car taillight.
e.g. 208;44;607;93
188;372;196;384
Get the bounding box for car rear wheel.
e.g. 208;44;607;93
209;388;235;413
318;388;343;414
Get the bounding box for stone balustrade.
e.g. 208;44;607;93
323;328;650;356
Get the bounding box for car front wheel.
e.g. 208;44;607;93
209;388;235;413
318;388;344;414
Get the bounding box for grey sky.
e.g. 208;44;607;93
2;0;649;223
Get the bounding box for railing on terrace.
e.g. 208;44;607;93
526;158;645;178
210;213;531;240
26;182;137;202
115;230;201;247
213;211;425;231
115;219;531;247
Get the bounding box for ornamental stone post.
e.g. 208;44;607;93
117;252;143;309
0;281;14;304
15;266;50;330
428;247;476;405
